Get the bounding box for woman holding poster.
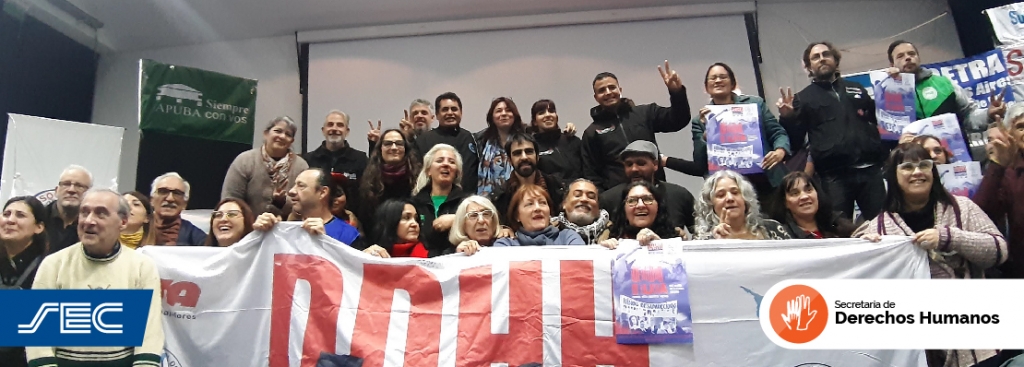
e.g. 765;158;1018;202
661;63;790;200
694;170;790;240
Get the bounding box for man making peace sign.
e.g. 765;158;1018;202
581;60;692;190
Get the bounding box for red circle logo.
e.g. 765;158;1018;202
768;284;828;344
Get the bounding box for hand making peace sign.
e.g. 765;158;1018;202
988;88;1008;121
777;87;795;118
367;120;382;143
658;60;684;93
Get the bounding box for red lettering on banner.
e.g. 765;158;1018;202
456;262;544;365
351;264;443;367
269;254;343;367
160;279;201;308
1008;49;1024;77
560;260;650;366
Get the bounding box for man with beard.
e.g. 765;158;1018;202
415;92;480;193
553;179;611;245
368;99;436;146
45;165;92;253
778;41;885;221
492;133;565;223
304;110;368;196
255;168;365;248
150;172;206;246
582;61;691;190
598;140;695;233
887;40;1007;158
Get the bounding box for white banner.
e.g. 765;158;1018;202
987;3;1024;46
140;224;930;367
1;114;124;204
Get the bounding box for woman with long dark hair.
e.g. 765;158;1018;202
529;99;583;186
474;97;527;198
767;172;855;239
853;143;1007;367
359;128;422;242
600;181;678;249
364;198;458;258
120;191;156;249
0;196;48;367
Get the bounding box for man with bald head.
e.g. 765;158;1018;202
45;165;93;253
150;172;206;246
304;110;368;204
28;189;165;366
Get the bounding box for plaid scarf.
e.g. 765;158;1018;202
261;145;295;193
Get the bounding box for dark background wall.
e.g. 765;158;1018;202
948;0;1017;56
0;1;99;171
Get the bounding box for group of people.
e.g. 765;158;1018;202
2;39;1023;367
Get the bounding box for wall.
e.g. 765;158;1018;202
91;35;300;194
758;0;963;113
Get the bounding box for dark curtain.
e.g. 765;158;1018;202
948;0;1019;57
135;131;250;209
0;2;98;171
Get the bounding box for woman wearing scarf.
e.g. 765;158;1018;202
494;184;584;246
359;129;422;243
222;116;309;219
119;191;156;249
474;97;526;199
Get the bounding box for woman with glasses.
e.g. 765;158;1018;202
661;63;790;200
359;129;422;242
694;170;790;240
853;143;1006;367
474;97;527;198
449;195;500;252
119;192;156;249
600;181;678;249
223;116;309;219
204;198;255;247
494;185;584;246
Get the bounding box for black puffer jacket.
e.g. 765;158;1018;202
581;91;691;190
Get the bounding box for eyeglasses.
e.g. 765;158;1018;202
156;187;187;198
625;195;656;207
708;75;731;82
896;159;934;172
58;181;90;190
466;210;494;221
212;210;242;219
382;140;405;148
809;51;834;62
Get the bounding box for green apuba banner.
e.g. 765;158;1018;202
139;59;257;144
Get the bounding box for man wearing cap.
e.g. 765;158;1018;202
599;140;696;232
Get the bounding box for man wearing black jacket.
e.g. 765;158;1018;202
416;92;480;193
582;61;691;191
303;110;368;206
778;42;886;220
492;133;565;223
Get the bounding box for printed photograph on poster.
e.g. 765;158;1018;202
870;71;916;140
903;113;973;163
611;245;693;344
705;103;764;175
938;161;983;198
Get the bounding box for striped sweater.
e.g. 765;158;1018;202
853;196;1006;367
27;243;164;367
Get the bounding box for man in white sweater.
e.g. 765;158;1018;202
28;189;164;367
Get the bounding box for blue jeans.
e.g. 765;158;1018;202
819;165;885;222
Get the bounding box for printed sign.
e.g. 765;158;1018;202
986;3;1024;46
904;113;973;163
0;290;152;347
705;104;764;174
612;245;693;344
139;59;257;144
937;161;983;198
921;49;1016;109
871;71;917;140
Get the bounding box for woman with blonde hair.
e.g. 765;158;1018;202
694;170;789;240
412;144;471;256
448;195;501;254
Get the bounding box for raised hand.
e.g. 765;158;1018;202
563;123;577;136
989;88;1008;121
777;87;795;118
400;110;414;136
367;120;382;143
987;115;1016;166
712;209;732;239
658;60;684;93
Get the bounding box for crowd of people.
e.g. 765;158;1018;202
2;39;1022;367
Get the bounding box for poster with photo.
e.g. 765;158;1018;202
903;113;973;163
611;244;693;344
871;71;916;140
938;161;983;198
706;103;764;174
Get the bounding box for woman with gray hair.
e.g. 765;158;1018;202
975;102;1024;279
694;170;789;240
222;116;309;218
412;144;471;256
448;195;501;253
